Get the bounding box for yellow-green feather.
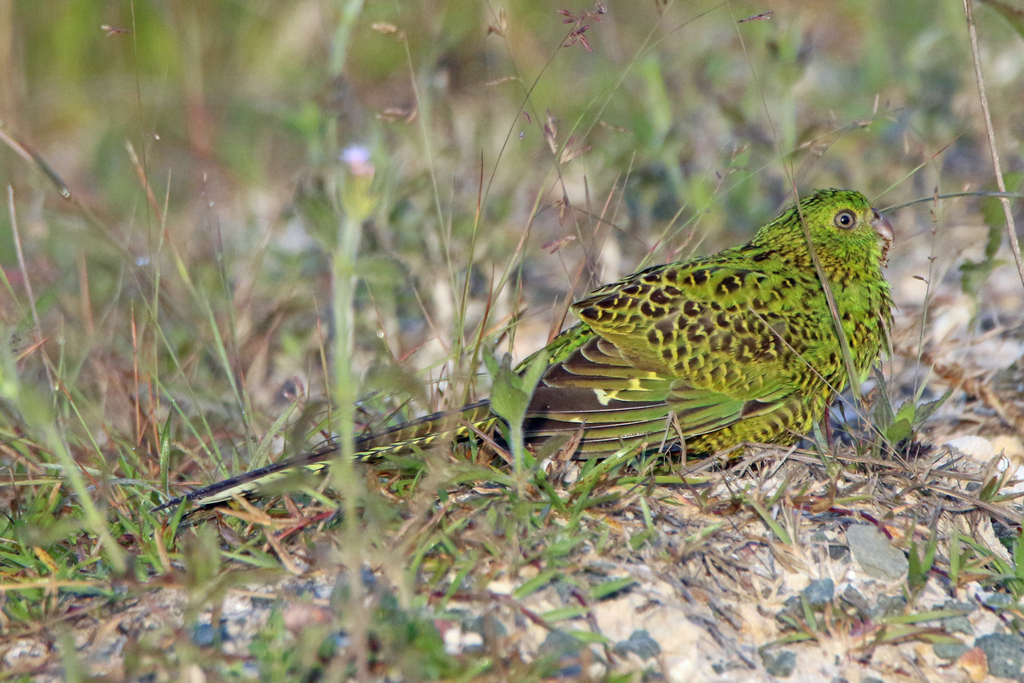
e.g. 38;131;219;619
155;188;892;512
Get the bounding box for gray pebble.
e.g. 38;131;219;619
802;579;834;607
846;524;908;581
870;594;907;620
983;593;1015;610
939;600;975;635
613;630;661;660
761;650;796;677
192;621;229;647
976;633;1024;678
932;642;970;661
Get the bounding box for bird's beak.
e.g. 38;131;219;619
871;208;894;265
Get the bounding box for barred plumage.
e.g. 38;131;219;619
154;188;893;513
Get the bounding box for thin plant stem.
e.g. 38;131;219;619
328;3;370;681
963;0;1024;291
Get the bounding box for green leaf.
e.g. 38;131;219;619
513;569;560;599
540;606;592;622
746;498;792;545
908;539;922;588
801;595;818;632
1014;526;1024;580
949;531;961;585
894;400;917;425
879;609;968;625
485;354;525;424
961;173;1023;297
561;630;611;645
907;530;938;592
913;388;954;429
486;350;547;427
591;578;637;600
520;350;549;399
249;400;298;470
872;367;895;433
159;411;173;495
886;418;912;445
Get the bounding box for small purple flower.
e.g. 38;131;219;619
341;145;374;177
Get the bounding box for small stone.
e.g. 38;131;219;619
775;598;800;627
945;435;995;462
846;524;908;581
459;630;484;653
940;600;975;634
614;630;661;660
539;630;594;680
192;621;230;647
802;579;834;607
360;566;378;590
975;633;1024;678
982;593;1015;610
871;594;907;620
487;579;515;595
933;642;971;661
553;580;575;602
439;622;464;656
464;614;507;642
518;565;540;580
828;544;850;561
957;646;988;682
841;586;870;616
710;658;751;674
539;630;583;656
761;650;796;677
991;435;1024;459
2;639;47;670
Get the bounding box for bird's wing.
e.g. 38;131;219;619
523;259;818;452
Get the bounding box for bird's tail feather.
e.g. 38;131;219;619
152;400;495;513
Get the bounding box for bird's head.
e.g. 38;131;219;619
754;188;894;270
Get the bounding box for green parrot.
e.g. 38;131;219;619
154;188;893;513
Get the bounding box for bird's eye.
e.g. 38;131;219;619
834;210;857;229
